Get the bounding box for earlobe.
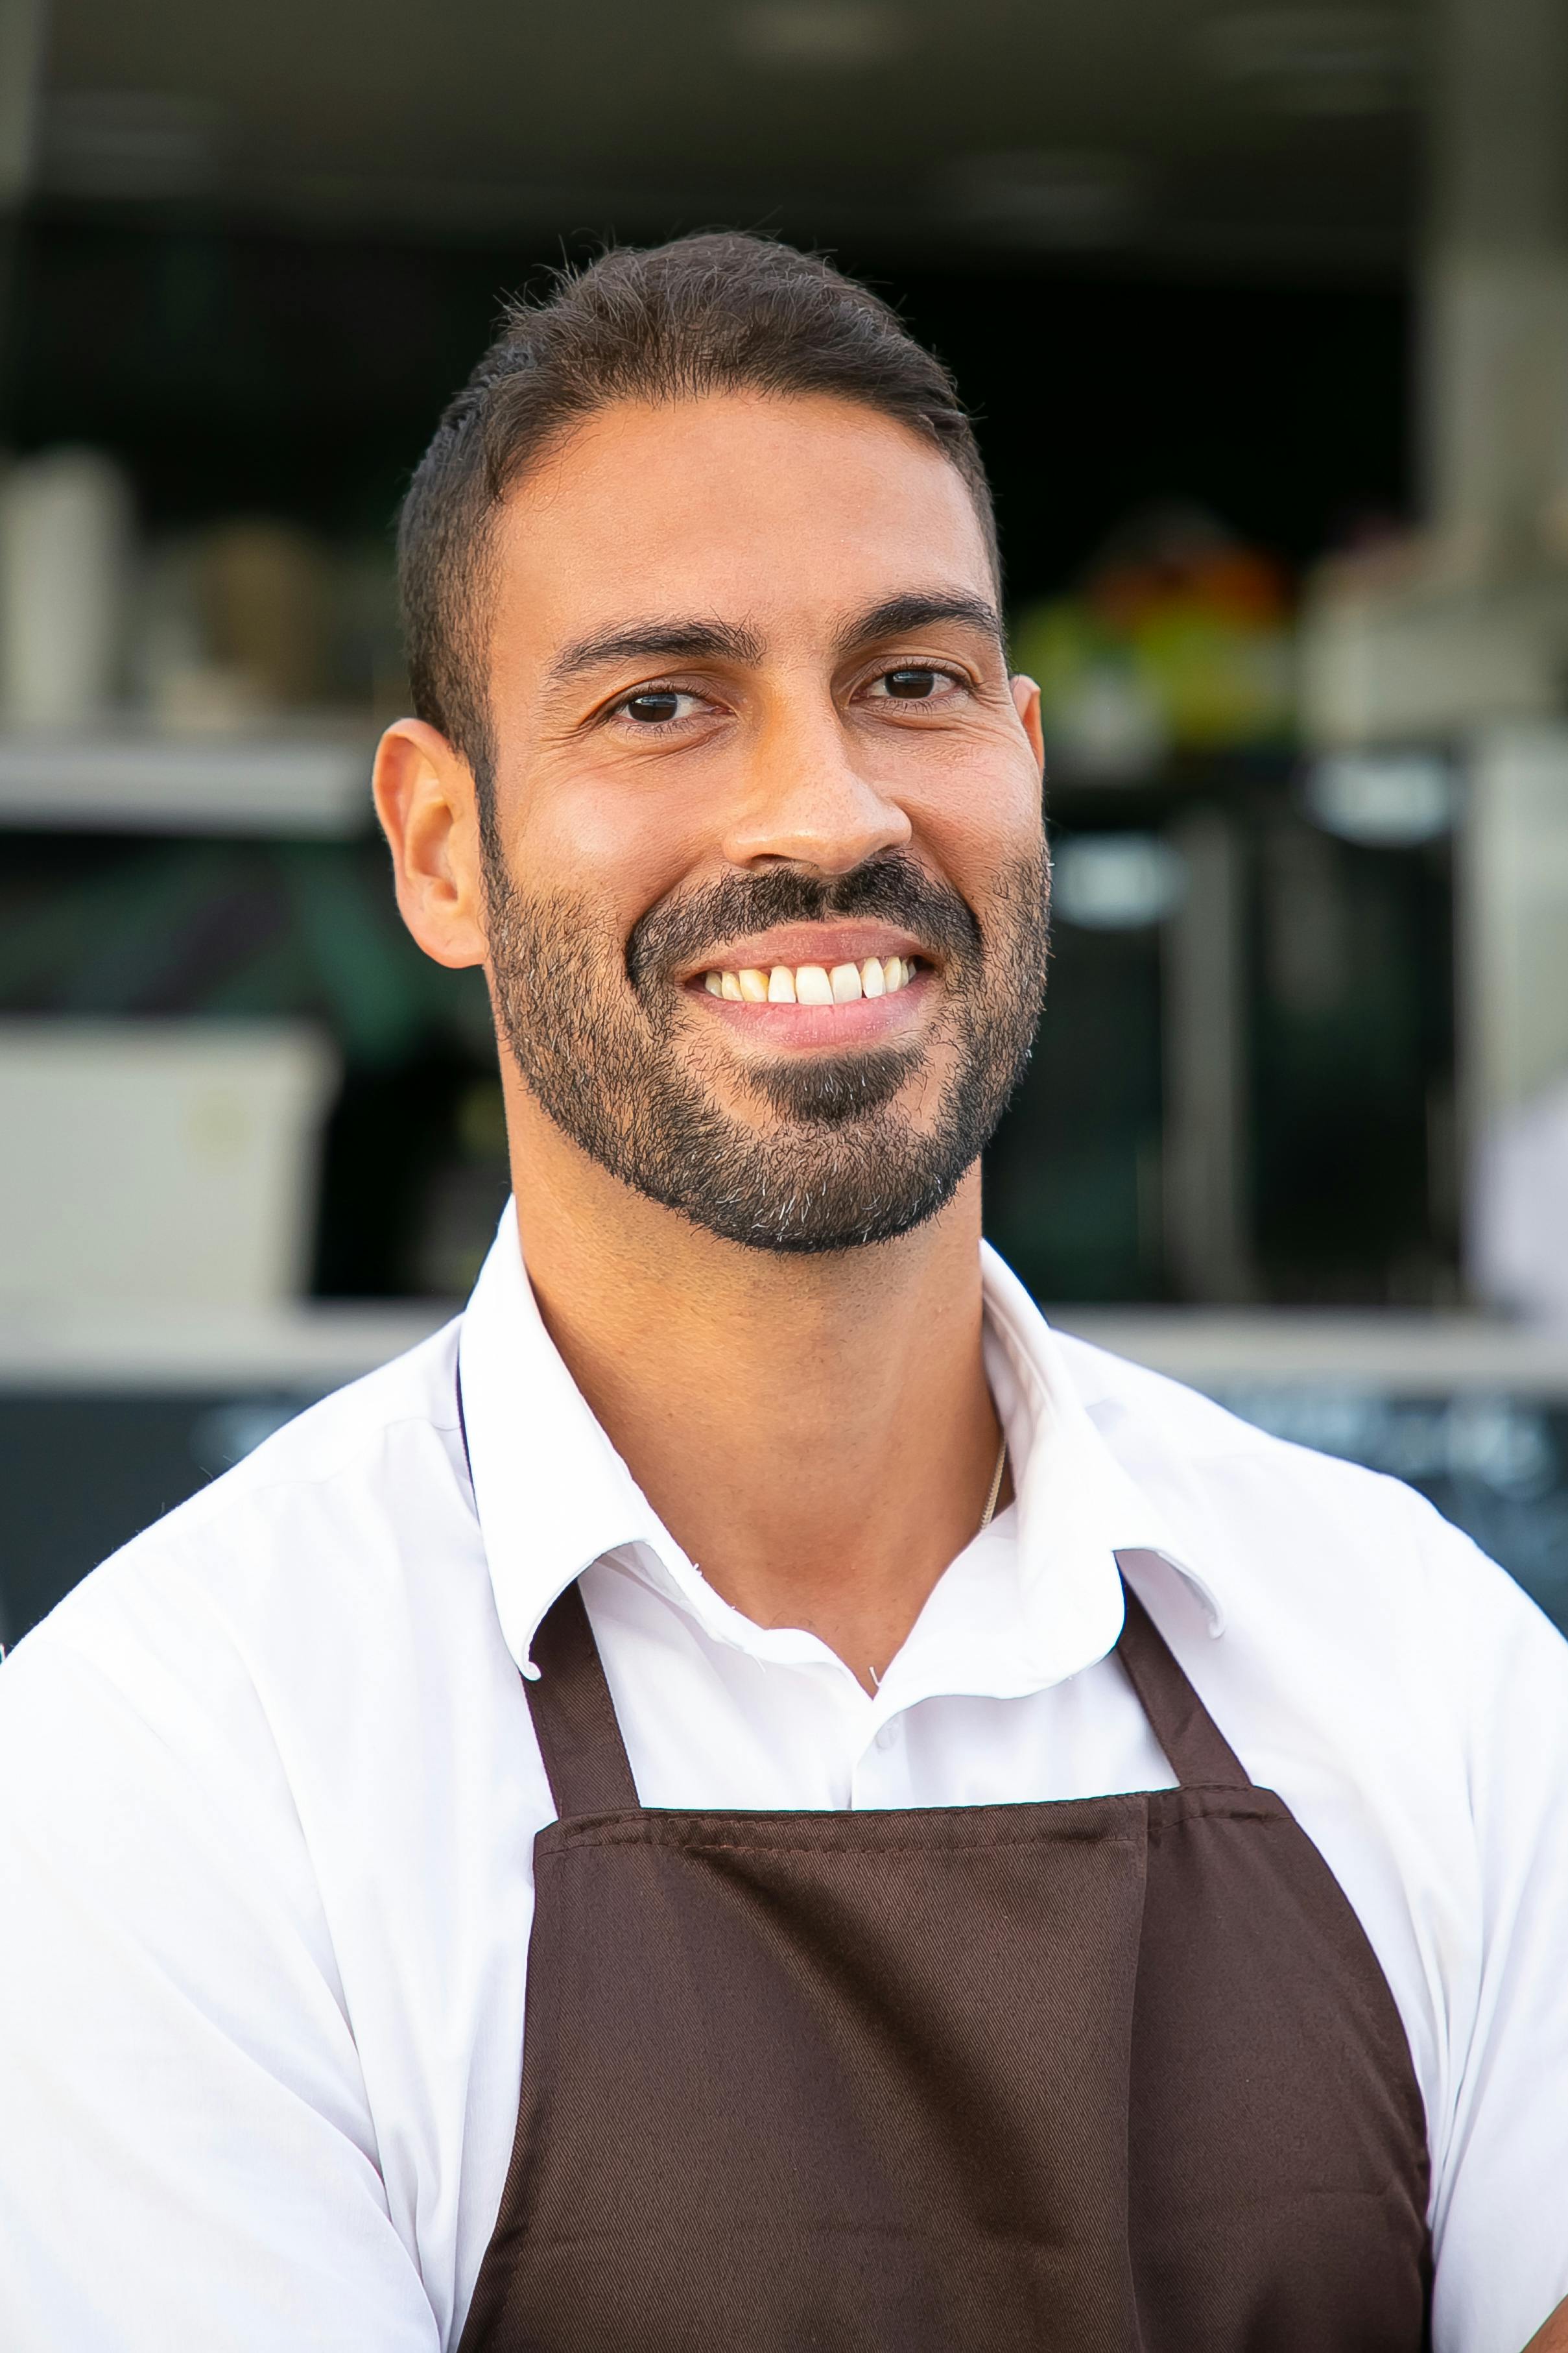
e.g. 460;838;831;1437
372;717;489;972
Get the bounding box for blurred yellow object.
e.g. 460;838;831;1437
1131;604;1294;750
1012;509;1298;772
1010;601;1169;780
201;521;334;710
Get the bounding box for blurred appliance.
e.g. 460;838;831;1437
1300;0;1568;748
986;774;1458;1311
1297;0;1568;1312
1462;724;1568;1320
0;447;134;726
0;1020;339;1313
986;809;1174;1304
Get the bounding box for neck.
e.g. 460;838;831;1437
504;1084;1002;1691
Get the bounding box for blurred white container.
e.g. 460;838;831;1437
0;1021;339;1313
0;448;134;726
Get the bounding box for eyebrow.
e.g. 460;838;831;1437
833;591;1006;656
545;617;766;687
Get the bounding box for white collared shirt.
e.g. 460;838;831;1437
1;1215;1565;2353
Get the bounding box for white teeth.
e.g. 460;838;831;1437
704;956;918;1004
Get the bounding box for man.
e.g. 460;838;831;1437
1;234;1565;2352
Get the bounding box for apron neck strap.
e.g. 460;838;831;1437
525;1582;640;1817
1113;1551;1252;1790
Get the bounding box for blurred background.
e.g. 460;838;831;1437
2;0;1566;1639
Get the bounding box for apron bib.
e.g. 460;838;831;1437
459;1552;1432;2351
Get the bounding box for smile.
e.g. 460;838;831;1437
701;956;919;1005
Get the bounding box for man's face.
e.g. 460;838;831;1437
478;390;1049;1252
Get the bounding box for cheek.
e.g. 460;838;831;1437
510;759;708;922
911;750;1044;895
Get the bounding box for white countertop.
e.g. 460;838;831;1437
1058;1309;1568;1396
0;1300;449;1393
1;1302;1565;1398
0;728;375;836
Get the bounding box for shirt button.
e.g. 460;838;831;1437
874;1718;901;1751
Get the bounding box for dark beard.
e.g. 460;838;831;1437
483;844;1050;1254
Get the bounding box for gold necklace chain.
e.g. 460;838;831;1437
865;1430;1009;1691
978;1432;1008;1532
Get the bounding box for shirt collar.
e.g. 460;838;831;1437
975;1245;1224;1669
457;1206;1221;1692
457;1210;676;1675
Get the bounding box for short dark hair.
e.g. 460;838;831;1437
398;232;997;804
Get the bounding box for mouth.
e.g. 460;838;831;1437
678;924;936;1051
700;952;919;1007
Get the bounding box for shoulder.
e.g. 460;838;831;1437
1052;1326;1551;1638
1056;1326;1568;1934
1050;1328;1568;1865
158;1313;469;1546
0;1316;489;1783
1052;1322;1388;1498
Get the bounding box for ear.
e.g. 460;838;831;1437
1010;673;1045;776
372;717;488;970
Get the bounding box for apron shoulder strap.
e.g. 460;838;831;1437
1112;1551;1252;1791
524;1581;641;1819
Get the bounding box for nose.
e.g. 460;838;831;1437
718;689;912;876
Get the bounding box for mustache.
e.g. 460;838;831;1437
626;854;984;992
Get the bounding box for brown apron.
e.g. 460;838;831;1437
459;1551;1432;2352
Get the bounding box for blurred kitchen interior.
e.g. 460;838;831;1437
2;0;1566;1636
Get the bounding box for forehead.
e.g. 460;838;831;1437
488;392;995;665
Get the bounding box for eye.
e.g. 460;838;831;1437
617;687;706;726
868;665;960;704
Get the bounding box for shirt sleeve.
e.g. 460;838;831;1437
0;1573;441;2353
1426;1518;1568;2353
